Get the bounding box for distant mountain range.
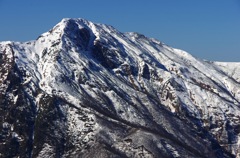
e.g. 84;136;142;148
0;18;240;158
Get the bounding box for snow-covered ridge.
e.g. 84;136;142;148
0;18;240;157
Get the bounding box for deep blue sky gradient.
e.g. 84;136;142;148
0;0;239;62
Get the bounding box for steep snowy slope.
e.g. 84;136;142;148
213;62;240;83
0;18;240;158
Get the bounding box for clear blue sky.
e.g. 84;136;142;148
0;0;240;62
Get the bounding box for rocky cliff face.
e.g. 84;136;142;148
0;18;240;158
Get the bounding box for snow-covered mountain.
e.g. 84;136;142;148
0;18;240;158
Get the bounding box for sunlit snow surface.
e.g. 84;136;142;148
0;18;240;157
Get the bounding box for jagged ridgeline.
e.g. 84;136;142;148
0;18;240;158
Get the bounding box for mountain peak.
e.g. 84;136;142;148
0;18;240;157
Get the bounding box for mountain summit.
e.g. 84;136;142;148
0;18;240;158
